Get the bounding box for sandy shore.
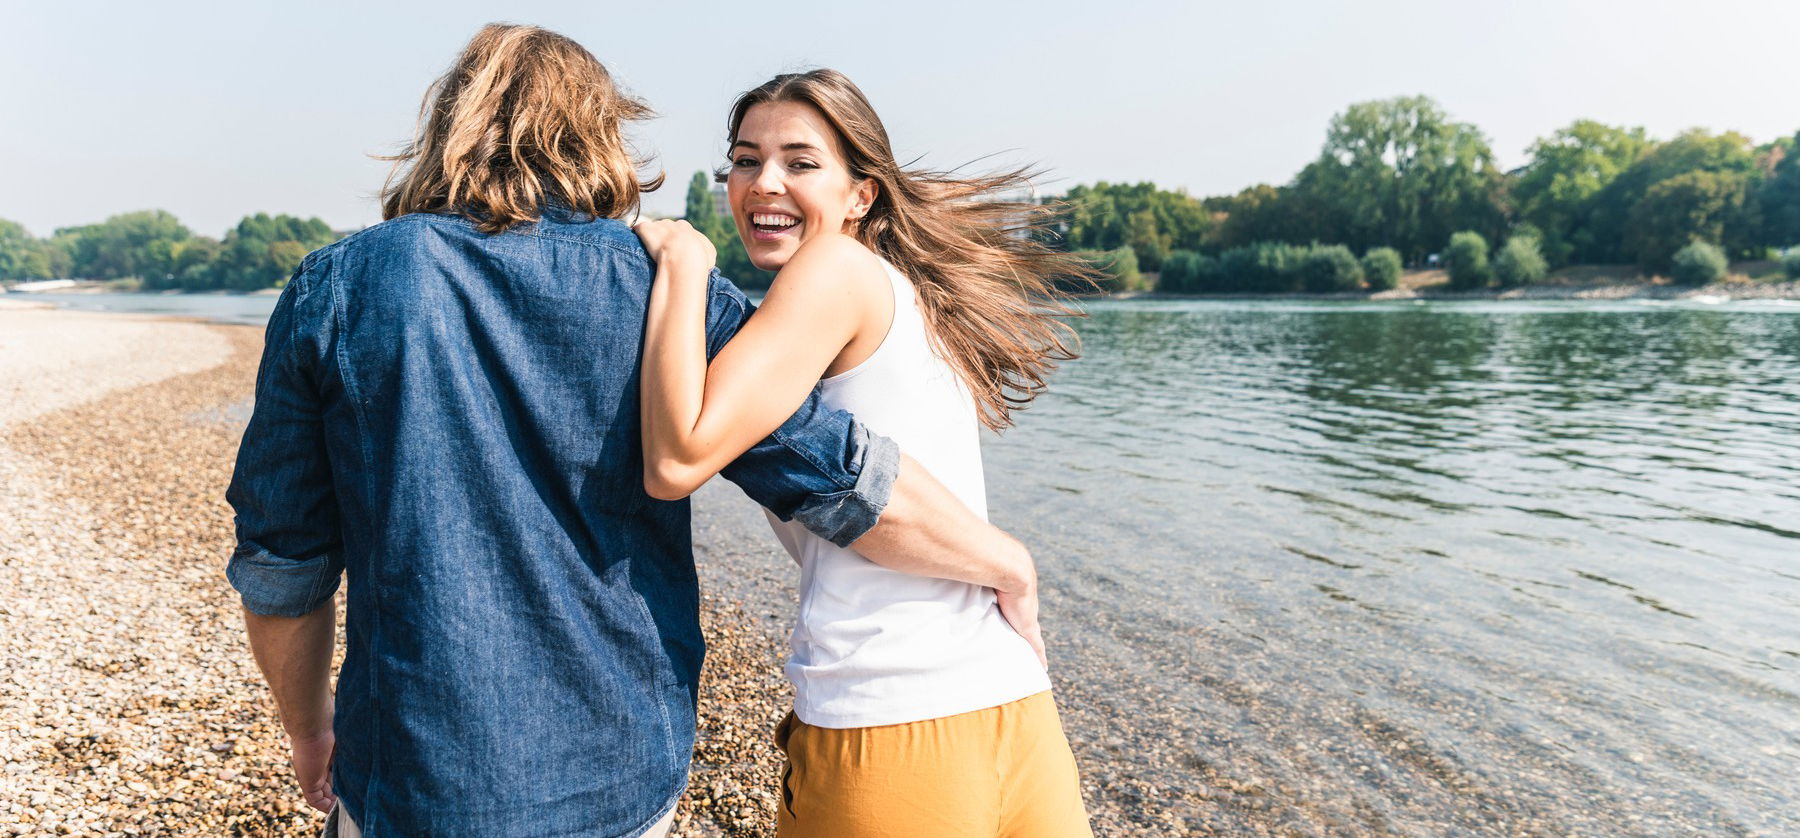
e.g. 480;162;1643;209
0;309;1165;836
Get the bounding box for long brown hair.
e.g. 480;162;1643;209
721;69;1090;431
382;23;663;233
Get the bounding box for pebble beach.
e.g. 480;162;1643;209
0;307;1168;836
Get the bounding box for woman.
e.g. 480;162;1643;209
633;70;1094;837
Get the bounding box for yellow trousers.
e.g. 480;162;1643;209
775;690;1093;838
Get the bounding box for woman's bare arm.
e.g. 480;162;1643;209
636;224;887;499
633;222;1049;666
855;453;1046;667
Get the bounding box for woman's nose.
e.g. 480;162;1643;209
751;166;785;195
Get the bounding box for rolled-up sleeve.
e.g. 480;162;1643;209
705;273;901;547
224;261;344;617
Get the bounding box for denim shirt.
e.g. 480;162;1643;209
224;210;899;837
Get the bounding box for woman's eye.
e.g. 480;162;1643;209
790;160;819;171
732;157;758;169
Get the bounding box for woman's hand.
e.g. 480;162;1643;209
997;579;1048;671
633;219;716;275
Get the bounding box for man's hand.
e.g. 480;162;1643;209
290;729;337;813
996;579;1048;671
243;602;339;814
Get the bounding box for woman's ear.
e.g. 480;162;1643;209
850;178;879;220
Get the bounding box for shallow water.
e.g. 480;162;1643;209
13;292;279;326
985;298;1799;835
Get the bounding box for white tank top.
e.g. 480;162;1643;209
763;258;1053;728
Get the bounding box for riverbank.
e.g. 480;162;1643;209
1375;264;1800;301
0;309;1173;836
15;262;1800;307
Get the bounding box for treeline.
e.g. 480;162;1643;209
0;211;338;290
12;95;1799;296
1050;95;1800;291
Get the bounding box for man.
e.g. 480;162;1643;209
226;24;1042;838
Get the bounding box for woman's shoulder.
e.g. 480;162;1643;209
766;233;891;308
788;232;886;277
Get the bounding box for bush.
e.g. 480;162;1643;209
1300;244;1364;292
1213;242;1392;293
1217;242;1310;293
1493;235;1549;287
1075;247;1145;293
1669;241;1727;285
1158;249;1222;293
1361;247;1403;290
1445;231;1492;289
1784;249;1800;280
1217;247;1258;292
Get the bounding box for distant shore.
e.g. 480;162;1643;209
12;265;1798;306
1119;264;1800;302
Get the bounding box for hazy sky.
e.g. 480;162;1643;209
5;0;1797;238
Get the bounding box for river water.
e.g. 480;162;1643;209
22;291;1796;834
982;298;1799;835
12;292;280;326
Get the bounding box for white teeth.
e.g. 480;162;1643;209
753;213;797;228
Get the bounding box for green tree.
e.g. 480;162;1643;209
0;219;37;280
1782;248;1800;279
1361;247;1403;290
1288;96;1505;262
1125;209;1170;272
684;171;717;224
1625;170;1756;272
1670;241;1727;285
62;210;192;281
1493;234;1549;286
1762;130;1800;248
1445;231;1492;289
169;237;222;290
209;213;337;290
1205;183;1309;249
1512;121;1650;265
1057;182;1210;268
1587;129;1761;263
266;241;310;287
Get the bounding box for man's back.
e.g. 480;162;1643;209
227;209;894;836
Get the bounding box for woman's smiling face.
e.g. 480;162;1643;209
726;100;877;271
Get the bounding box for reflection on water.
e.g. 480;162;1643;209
987;299;1799;835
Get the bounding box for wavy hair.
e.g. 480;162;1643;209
720;69;1092;431
382;23;662;233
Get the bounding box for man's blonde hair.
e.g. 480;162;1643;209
382;23;662;233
